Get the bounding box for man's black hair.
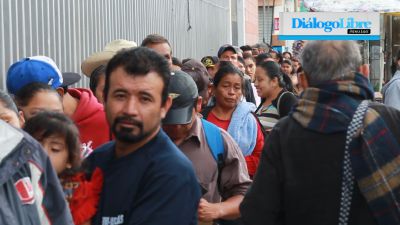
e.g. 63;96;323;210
104;47;170;105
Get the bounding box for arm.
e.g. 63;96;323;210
279;93;298;117
244;121;264;178
197;130;252;222
198;195;244;222
240;126;284;225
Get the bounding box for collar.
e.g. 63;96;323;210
181;116;203;147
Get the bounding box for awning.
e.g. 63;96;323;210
303;0;400;12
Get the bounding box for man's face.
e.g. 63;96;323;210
162;110;195;145
244;58;256;81
105;67;170;143
243;50;252;56
220;50;238;63
252;48;260;56
146;43;173;68
206;66;218;79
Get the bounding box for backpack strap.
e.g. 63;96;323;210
338;100;370;225
251;112;268;138
200;106;213;120
201;119;225;194
277;91;294;116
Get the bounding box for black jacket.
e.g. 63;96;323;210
240;103;400;225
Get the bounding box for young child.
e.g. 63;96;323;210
24;111;102;225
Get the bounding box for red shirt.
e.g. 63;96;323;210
207;111;264;178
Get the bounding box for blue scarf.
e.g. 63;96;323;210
227;102;257;156
291;73;400;224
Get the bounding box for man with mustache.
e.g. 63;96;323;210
84;47;201;225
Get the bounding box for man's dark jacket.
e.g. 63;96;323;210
240;102;400;225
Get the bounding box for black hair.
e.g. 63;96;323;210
276;52;283;64
237;56;245;67
104;47;171;105
14;82;60;108
0;90;19;115
243;53;256;63
282;51;292;59
240;45;252;52
24;111;81;175
89;65;106;94
255;53;272;66
281;59;295;75
258;61;294;92
213;62;245;94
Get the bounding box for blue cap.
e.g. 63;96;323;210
6;56;80;95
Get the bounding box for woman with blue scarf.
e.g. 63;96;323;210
201;62;264;178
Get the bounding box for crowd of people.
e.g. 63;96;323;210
1;34;400;225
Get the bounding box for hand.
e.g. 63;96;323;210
198;198;223;222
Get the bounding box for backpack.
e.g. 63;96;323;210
201;119;244;225
201;119;224;194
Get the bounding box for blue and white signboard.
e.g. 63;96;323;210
279;12;380;40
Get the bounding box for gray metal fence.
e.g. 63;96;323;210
0;0;231;90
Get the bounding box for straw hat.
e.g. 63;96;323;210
81;39;137;77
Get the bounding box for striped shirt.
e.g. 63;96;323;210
256;104;280;132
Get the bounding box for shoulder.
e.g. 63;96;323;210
148;131;196;173
369;102;400;136
83;141;115;171
279;91;297;103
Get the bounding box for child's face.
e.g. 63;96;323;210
41;135;70;175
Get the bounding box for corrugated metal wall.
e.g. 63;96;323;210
0;0;231;90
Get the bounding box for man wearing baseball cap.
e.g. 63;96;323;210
218;44;239;63
201;56;219;79
163;71;251;225
7;55;110;156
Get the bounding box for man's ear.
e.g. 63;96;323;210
358;64;369;78
299;72;309;89
195;97;203;113
56;87;65;97
161;96;172;119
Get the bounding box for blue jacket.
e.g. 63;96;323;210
0;120;73;225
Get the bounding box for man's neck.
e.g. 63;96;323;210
63;92;79;117
115;127;160;158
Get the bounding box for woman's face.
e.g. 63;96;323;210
281;63;293;75
254;67;276;98
283;53;291;60
41;135;70;175
20;91;63;120
293;61;300;72
213;73;243;110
